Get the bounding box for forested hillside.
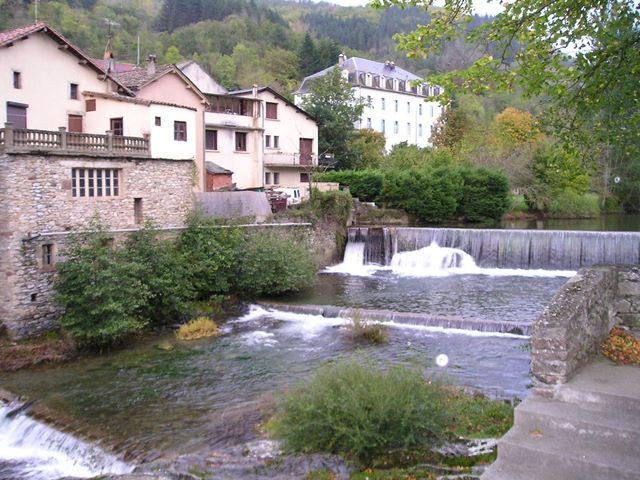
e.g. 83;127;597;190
0;0;491;94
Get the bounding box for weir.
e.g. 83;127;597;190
349;227;640;269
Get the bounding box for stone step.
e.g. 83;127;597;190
480;459;545;480
556;358;640;415
514;395;640;454
490;424;640;480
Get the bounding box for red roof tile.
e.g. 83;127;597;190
0;22;47;47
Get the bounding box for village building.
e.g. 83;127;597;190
294;54;443;151
0;23;194;338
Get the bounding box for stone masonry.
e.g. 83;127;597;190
531;265;640;396
0;151;194;338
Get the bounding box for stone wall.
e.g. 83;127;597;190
532;265;640;396
0;151;193;338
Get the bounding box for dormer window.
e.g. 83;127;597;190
365;73;372;87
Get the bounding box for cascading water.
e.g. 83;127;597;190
0;400;133;480
389;241;479;276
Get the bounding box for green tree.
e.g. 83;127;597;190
348;129;386;170
300;67;366;169
299;32;320;77
54;222;150;349
163;45;181;64
431;106;471;150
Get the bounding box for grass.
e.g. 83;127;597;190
175;317;220;340
345;310;388;344
444;389;514;438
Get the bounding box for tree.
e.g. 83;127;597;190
372;0;640;204
430;106;470;150
300;67;367;170
299;32;320;77
348;129;386;170
163;45;181;64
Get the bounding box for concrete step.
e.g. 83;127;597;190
491;424;640;480
556;358;640;415
481;459;545;480
514;395;640;454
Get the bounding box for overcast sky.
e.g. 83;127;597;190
311;0;504;16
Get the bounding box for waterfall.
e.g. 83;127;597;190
0;400;133;480
352;227;640;270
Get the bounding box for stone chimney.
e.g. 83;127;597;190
146;54;157;76
252;84;258;98
338;53;346;67
103;51;115;74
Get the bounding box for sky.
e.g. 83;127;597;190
311;0;505;16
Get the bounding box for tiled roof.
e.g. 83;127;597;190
93;59;137;73
116;64;174;90
0;22;46;47
229;86;316;122
206;161;233;175
83;91;197;110
296;56;425;94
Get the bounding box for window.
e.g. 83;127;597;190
42;244;55;267
366;118;372;129
393;121;399;134
69;83;79;100
381;119;385;133
273;136;279;148
367;95;372;107
430;106;435;117
85;99;96;112
155;116;161;126
235;132;247;151
265;172;271;184
407;102;410;113
381;98;385;110
174;121;187;141
273;172;280;184
134;198;143;224
72;168;120;197
68;114;82;133
110;117;123;136
13;71;21;89
418;124;423;137
266;135;271;148
205;129;218;150
394;100;398;112
7;102;27;128
419;104;423;116
300;172;310;183
266;102;278;119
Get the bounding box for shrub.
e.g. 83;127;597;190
269;361;451;465
344;310;387;344
235;229;317;296
456;166;510;222
175;317;219;340
124;224;194;324
315;170;384;202
178;210;242;300
309;189;353;225
602;327;640;365
55;224;150;349
548;191;600;218
445;389;514;438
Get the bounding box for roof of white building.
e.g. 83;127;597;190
296;55;425;95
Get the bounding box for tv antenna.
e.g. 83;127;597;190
103;18;120;59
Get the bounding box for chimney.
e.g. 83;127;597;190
103;51;115;74
252;84;258;98
338;53;346;67
146;54;157;76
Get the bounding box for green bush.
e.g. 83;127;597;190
270;361;450;465
380;167;462;223
178;211;242;300
456;166;510;222
235;229;317;296
309;189;353;225
124;224;194;324
548;191;600;218
315;170;384;202
55;224;150;349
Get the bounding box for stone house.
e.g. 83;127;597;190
0;23;196;338
295;54;443;151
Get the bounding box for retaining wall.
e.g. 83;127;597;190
532;265;640;396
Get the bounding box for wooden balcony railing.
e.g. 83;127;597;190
0;123;150;157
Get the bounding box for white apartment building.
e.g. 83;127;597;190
295;54;443;151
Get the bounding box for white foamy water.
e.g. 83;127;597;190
0;401;133;480
241;330;278;347
243;305;527;339
325;241;575;278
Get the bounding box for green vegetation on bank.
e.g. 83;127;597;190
317;162;509;224
268;361;513;467
54;213;317;349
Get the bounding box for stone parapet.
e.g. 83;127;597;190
532;265;640;396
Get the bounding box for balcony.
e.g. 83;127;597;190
264;152;317;168
0;124;150;157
